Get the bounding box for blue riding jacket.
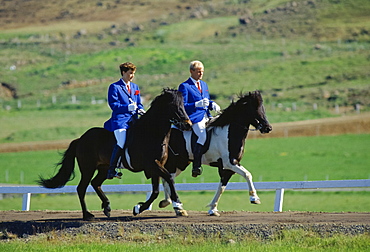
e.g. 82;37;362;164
104;79;144;132
178;78;215;123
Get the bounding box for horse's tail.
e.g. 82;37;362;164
38;139;79;188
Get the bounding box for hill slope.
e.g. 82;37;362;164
0;0;369;145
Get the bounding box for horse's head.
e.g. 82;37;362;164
151;88;192;131
240;91;272;134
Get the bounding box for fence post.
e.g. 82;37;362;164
22;193;31;211
274;188;284;212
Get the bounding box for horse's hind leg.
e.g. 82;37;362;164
207;166;234;216
77;169;95;221
91;165;111;218
133;176;161;216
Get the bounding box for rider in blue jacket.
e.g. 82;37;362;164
104;62;145;179
178;60;221;177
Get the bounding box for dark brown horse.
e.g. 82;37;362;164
161;91;272;216
38;88;192;220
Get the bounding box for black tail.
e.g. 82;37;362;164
38;139;79;188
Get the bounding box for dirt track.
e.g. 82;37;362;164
1;210;370;239
1;210;370;224
1;114;370;238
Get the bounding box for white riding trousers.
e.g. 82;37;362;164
114;129;127;148
192;115;208;145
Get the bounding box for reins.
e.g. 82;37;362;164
232;122;262;131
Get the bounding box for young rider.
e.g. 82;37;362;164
104;62;145;179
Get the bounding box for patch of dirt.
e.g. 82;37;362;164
1;210;369;225
1;210;369;239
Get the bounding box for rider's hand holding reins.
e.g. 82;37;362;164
195;98;209;108
128;102;138;112
211;102;221;113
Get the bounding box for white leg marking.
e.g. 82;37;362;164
207;184;226;216
134;204;140;214
172;201;184;210
226;164;260;204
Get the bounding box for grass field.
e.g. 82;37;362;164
1;229;368;252
1;0;369;120
0;134;369;212
1;190;369;213
1;134;369;185
1;1;369;250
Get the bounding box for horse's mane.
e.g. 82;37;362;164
208;90;263;127
150;88;183;109
131;88;182;128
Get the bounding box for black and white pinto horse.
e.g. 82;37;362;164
38;88;192;220
161;90;272;216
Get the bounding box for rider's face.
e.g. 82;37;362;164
190;67;204;81
122;69;135;83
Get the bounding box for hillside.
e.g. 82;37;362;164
0;0;370;143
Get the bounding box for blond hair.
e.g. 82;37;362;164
189;60;204;71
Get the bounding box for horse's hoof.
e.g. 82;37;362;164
159;200;171;208
103;206;111;218
251;199;261;204
208;209;220;216
210;212;220;216
83;212;95;221
133;205;141;216
175;209;188;217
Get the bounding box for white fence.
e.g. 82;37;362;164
1;179;369;212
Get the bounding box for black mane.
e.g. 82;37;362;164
208;90;263;127
150;88;183;109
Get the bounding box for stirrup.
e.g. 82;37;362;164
107;169;122;180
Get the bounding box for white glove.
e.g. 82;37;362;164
128;103;137;112
212;102;221;112
195;98;209;108
137;108;146;115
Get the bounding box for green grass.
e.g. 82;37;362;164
1;134;369;185
0;134;369;212
1;227;369;252
1;0;369;115
1;190;369;213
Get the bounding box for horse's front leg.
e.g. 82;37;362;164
156;163;187;216
133;176;160;216
228;160;261;204
159;169;182;208
207;168;234;216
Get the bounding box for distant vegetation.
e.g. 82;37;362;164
1;0;369;143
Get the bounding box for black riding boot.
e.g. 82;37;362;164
107;145;123;179
192;143;203;177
